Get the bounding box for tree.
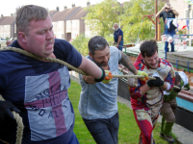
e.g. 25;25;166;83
71;34;89;56
85;0;121;37
120;0;155;43
84;0;165;44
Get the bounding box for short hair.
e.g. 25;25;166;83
140;40;158;57
16;5;48;34
114;23;119;27
88;36;109;55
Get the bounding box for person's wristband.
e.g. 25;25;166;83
95;67;105;82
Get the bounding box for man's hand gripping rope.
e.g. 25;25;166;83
0;47;153;81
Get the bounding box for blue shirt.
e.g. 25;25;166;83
0;39;82;144
114;28;123;45
79;46;122;119
160;11;176;35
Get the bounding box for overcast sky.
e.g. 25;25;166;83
0;0;129;16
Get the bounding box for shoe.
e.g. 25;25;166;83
160;133;174;143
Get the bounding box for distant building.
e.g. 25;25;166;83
52;5;88;41
0;3;93;42
0;15;15;39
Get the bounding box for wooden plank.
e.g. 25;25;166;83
167;51;193;69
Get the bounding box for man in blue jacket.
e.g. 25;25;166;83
113;23;124;51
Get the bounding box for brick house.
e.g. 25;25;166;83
0;15;15;39
0;4;90;41
52;5;88;41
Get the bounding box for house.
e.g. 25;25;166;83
0;3;91;42
0;15;15;39
51;5;88;41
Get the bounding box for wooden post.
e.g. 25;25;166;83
158;19;161;41
155;0;158;40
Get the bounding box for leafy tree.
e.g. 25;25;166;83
85;0;121;38
120;0;156;43
71;34;89;56
84;0;165;44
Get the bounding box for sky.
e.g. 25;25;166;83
0;0;129;16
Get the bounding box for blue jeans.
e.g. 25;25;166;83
165;41;175;59
118;41;123;51
118;45;123;51
83;113;119;144
164;26;175;59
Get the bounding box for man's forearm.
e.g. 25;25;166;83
171;9;179;16
117;35;122;46
120;53;137;74
78;56;103;79
155;6;165;18
140;84;150;95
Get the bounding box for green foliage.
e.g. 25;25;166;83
84;0;166;44
85;0;121;37
121;0;155;43
71;34;89;56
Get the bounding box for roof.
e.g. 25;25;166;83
52;7;87;22
0;16;15;25
0;6;88;25
70;7;88;19
52;8;71;21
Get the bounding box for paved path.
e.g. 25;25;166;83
117;96;193;144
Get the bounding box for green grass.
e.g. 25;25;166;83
69;80;169;144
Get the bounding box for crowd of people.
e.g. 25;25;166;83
0;2;190;144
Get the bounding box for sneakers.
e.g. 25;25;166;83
160;132;175;143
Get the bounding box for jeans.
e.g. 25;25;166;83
118;41;123;51
164;26;175;59
165;41;174;59
118;45;123;51
83;113;119;144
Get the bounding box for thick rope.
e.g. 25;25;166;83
0;47;87;75
0;95;24;144
0;47;151;79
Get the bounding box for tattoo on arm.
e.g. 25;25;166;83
119;53;137;74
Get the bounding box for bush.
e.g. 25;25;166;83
71;35;90;56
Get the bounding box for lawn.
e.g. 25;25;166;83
69;80;168;144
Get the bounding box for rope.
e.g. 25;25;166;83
0;47;87;75
0;95;24;144
0;47;151;79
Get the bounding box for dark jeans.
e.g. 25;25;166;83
165;41;175;59
118;45;123;51
83;113;119;144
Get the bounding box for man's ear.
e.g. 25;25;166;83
89;52;94;58
17;32;27;43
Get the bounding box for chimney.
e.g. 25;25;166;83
87;2;90;6
72;4;75;8
56;6;59;11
